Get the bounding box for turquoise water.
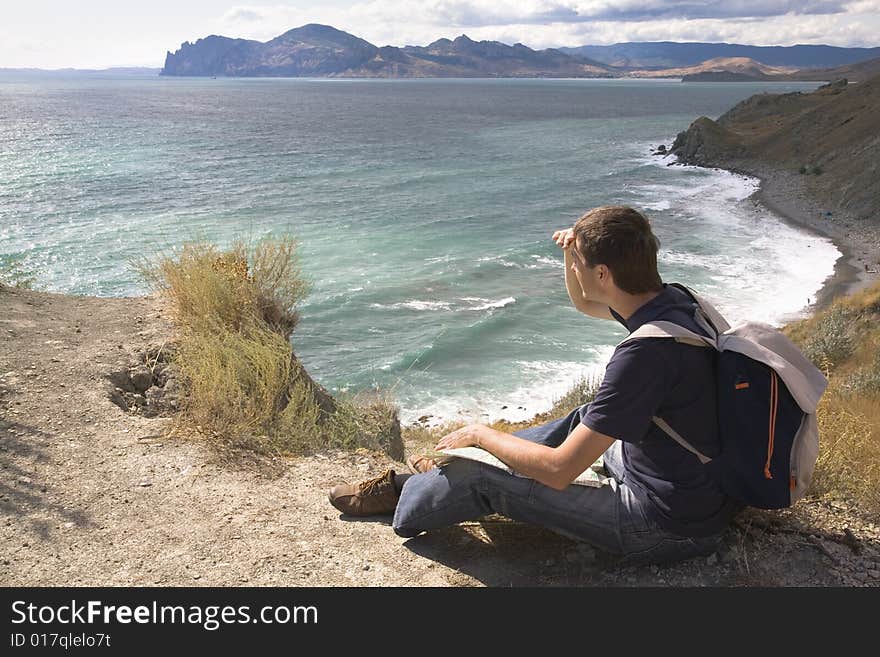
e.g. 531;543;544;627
0;76;839;424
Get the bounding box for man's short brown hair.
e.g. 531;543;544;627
572;206;662;295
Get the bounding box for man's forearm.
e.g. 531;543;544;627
476;426;568;489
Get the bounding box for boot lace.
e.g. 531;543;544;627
358;470;392;496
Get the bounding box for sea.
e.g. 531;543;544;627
0;75;840;425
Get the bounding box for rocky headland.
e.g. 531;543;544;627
670;74;880;299
161;24;613;78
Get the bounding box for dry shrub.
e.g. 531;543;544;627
546;374;601;419
801;306;858;370
249;237;310;339
133;234;400;457
278;387;403;460
133;237;306;336
175;320;293;446
841;349;880;396
793;280;880;518
812;394;880;516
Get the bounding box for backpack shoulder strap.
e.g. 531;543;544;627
651;416;712;464
620;320;716;349
669;283;731;335
619;320;715;464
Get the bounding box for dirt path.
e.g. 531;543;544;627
2;284;878;586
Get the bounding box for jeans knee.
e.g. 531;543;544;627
391;521;422;539
391;495;424;538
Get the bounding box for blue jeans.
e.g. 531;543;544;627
392;405;724;566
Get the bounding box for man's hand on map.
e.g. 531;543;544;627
434;423;486;451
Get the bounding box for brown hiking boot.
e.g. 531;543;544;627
328;469;400;516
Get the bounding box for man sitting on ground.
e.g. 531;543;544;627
327;205;742;565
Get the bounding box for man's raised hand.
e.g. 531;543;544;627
552;227;575;250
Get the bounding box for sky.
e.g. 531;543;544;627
2;1;879;69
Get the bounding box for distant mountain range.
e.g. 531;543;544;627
681;56;880;82
161;24;613;78
559;42;880;69
161;24;880;80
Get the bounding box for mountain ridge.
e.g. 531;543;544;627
560;41;880;69
671;74;880;221
161;25;880;79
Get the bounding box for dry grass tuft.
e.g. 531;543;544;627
133;235;400;457
786;280;880;518
812;394;880;513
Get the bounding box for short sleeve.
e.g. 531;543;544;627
581;339;673;444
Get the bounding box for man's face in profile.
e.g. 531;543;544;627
570;236;600;302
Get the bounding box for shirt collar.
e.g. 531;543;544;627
609;283;680;333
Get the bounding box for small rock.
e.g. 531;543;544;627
146;387;165;402
138;481;152;487
706;553;719;566
129;366;153;393
363;565;371;571
868;569;880;579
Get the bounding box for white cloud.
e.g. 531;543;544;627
0;1;875;68
214;1;880;49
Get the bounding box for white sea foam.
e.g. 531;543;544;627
641;199;671;211
398;346;616;427
630;162;839;328
477;255;519;268
370;300;452;311
459;296;517;311
528;255;561;268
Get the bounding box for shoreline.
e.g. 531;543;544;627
701;160;880;314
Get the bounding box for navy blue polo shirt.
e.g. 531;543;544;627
581;283;742;537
